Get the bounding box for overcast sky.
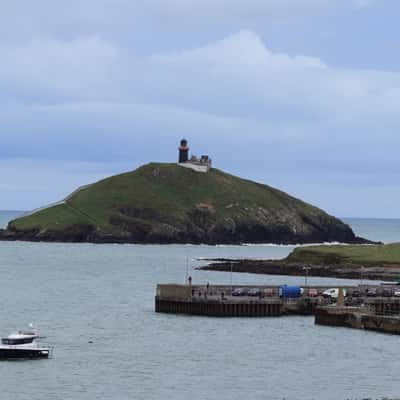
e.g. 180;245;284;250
1;0;400;217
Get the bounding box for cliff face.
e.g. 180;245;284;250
0;163;368;244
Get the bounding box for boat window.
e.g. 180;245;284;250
1;337;34;345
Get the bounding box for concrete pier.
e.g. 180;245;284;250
155;284;331;317
315;306;400;334
156;283;400;327
315;307;363;328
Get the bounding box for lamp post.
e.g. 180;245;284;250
360;265;364;287
185;256;189;284
230;262;233;295
303;266;310;287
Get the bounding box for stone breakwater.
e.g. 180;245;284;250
315;306;400;334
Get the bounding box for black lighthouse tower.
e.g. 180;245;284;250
178;138;189;163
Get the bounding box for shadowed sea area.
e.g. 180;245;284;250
0;211;400;400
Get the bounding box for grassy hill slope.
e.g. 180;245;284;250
2;163;365;244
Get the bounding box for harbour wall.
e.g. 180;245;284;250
155;284;332;317
155;298;282;317
156;284;400;334
315;307;400;334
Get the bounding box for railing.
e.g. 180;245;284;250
373;309;400;317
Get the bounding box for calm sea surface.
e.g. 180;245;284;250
0;211;400;400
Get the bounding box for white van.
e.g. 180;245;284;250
322;288;346;299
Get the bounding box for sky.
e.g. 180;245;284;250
1;0;400;218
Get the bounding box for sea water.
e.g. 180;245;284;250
0;211;399;400
0;210;24;228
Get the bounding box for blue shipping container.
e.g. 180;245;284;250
279;285;302;298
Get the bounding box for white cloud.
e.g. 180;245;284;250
0;36;118;100
152;30;327;69
150;30;400;128
0;29;399;146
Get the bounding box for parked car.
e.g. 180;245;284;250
263;288;275;297
248;288;261;297
381;288;394;297
307;288;319;297
393;290;400;297
232;288;243;296
322;288;337;298
347;289;361;297
232;288;249;296
322;288;346;299
366;288;378;297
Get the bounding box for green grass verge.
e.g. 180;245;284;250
288;243;400;266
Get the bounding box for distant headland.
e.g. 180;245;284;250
0;139;372;244
200;243;400;282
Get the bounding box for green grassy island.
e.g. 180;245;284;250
0;163;371;244
200;243;400;281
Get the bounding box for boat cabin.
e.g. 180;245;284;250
1;333;37;345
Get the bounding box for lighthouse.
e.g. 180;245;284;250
177;138;212;173
178;138;189;163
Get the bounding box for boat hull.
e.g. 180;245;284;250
0;348;50;359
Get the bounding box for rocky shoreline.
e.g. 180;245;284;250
0;225;375;245
198;257;400;282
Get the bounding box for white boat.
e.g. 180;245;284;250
0;328;52;359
